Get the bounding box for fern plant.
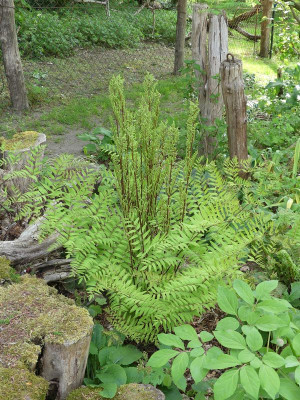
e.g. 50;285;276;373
37;75;269;342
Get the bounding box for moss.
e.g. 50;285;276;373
0;367;49;400
0;257;20;285
1;131;39;151
0;275;93;369
67;384;162;400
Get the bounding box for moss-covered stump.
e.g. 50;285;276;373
0;367;49;400
1;131;46;194
0;256;20;285
0;275;93;399
67;384;165;400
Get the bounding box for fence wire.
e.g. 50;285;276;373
0;1;277;109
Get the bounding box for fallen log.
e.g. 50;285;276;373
31;258;72;283
0;218;60;270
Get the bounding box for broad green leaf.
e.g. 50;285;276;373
295;365;300;385
124;367;143;384
279;378;300;400
205;346;223;361
147;349;179;368
247;311;260;326
292;333;300;356
157;333;184;349
214;369;239;400
188;338;202;348
246;327;263;352
171;352;189;391
162;374;172;387
233;279;254;305
108;345;142;365
92;323;107;350
214;330;247;349
89;341;99;355
262;352;285;368
190;347;204;357
257;299;290;314
190;356;209;383
240;365;260;399
98;382;118;399
216;317;240;331
238;305;252;321
255;280;278;300
205;354;241;369
255;315;286;331
217;286;238;315
199;331;214;342
97;364;127;386
174;325;198;341
259;365;280;399
285;355;300;368
250;356;263;369
238;349;255;363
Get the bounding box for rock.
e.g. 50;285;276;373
0;367;49;400
0;275;93;399
67;383;165;400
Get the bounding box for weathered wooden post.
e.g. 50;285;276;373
191;4;228;156
220;54;248;166
0;0;29;111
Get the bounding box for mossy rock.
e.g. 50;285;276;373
0;275;93;370
1;131;40;151
0;367;49;400
67;384;165;400
0;256;20;285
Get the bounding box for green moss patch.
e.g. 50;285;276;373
0;275;93;369
1;131;39;150
67;384;163;400
0;257;20;285
0;367;49;400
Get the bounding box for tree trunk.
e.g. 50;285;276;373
220;54;248;169
191;4;228;155
173;0;187;75
0;0;29;111
259;0;273;57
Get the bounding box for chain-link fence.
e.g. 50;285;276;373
0;1;279;110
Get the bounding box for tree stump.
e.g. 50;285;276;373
0;273;93;399
67;383;165;400
191;4;228;156
0;0;29;111
220;54;248;169
1;131;46;194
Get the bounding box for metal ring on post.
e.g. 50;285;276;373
226;53;235;62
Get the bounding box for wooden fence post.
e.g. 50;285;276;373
220;53;248;164
0;0;29;111
191;4;228;156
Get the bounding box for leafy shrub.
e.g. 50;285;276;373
148;279;300;399
85;323;143;398
36;75;268;342
15;4;179;58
